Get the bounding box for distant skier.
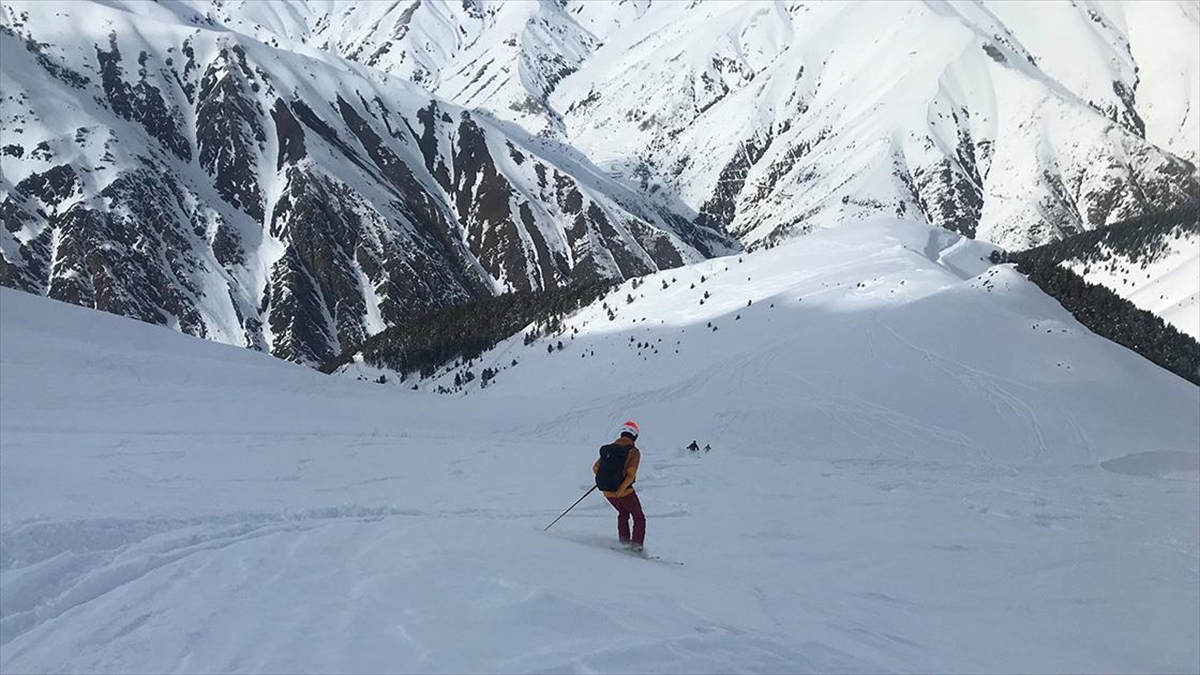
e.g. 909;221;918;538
687;440;699;452
703;443;711;453
593;421;646;551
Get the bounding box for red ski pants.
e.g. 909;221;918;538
606;492;645;545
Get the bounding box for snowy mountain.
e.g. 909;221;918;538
549;0;1200;248
3;0;1198;363
3;218;1198;672
0;0;732;364
195;0;1200;246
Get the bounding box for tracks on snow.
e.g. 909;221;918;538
0;504;526;647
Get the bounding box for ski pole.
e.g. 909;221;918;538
543;485;597;531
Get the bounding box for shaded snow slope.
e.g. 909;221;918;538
3;219;1196;673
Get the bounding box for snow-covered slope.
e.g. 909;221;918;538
362;218;1200;464
5;219;1193;673
1124;0;1200;166
0;0;732;364
1063;227;1200;339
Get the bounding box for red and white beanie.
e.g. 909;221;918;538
619;420;640;439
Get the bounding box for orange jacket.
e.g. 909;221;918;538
593;435;640;498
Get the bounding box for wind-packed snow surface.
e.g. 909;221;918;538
3;220;1198;673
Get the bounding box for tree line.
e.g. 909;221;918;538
1016;206;1197;269
1004;205;1200;386
319;279;616;380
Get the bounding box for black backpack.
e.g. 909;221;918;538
595;443;631;491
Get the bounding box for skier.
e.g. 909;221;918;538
703;443;711;453
687;440;699;452
593;421;646;551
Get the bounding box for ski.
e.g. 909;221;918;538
610;545;684;566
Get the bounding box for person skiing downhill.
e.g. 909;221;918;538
593;421;646;551
687;440;699;452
